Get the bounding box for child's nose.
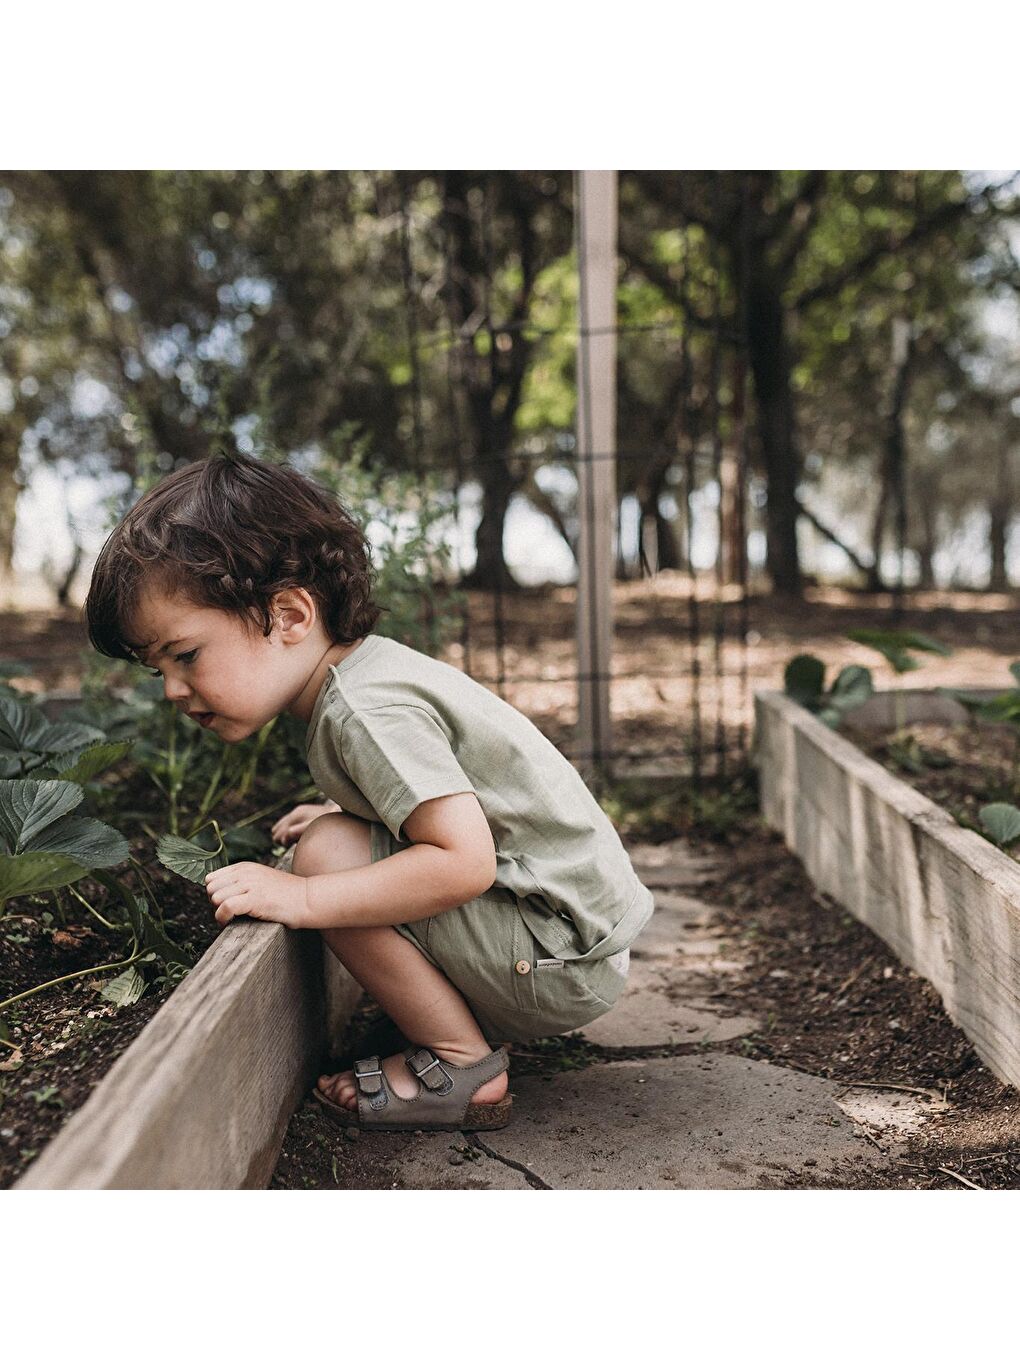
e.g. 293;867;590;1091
164;674;191;703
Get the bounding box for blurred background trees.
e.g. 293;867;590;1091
1;169;1018;605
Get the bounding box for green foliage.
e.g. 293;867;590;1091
941;661;1020;728
783;654;874;728
978;803;1020;848
846;629;952;675
598;767;759;843
0;777;129;910
156;826;229;884
100;966;147;1008
0;695;108;779
305;434;467;659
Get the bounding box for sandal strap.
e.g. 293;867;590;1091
405;1047;455;1095
347;1046;510;1129
354;1056;389;1112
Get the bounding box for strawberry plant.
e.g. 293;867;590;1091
783;654;874;728
846;628;952;736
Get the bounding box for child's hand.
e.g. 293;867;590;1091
205;862;309;929
271;800;341;845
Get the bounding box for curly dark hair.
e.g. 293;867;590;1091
84;450;383;662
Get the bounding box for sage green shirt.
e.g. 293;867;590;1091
304;634;653;962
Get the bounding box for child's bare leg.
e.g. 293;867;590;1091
291;812;507;1111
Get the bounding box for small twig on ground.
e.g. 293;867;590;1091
859;1128;888;1153
938;1165;984;1190
837;1079;949;1106
833;960;870;1000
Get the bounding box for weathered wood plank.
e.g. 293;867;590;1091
755;690;1020;1089
16;854;360;1189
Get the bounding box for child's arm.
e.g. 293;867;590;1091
303;793;496;928
205;793;496;929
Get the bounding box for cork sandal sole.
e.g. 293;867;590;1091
312;1086;513;1132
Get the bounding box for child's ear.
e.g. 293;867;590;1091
272;588;316;644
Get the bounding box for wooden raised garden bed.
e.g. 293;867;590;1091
13;850;359;1190
755;688;1020;1090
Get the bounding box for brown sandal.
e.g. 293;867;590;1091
312;1045;513;1132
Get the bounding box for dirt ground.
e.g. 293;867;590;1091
3;579;1020;1188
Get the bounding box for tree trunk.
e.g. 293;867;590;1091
743;257;802;595
989;503;1009;591
0;416;27;607
441;171;535;593
463;453;520;592
868;318;915;592
636;462;681;574
911;473;939;589
718;441;743;584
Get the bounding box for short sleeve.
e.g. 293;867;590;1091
339;705;476;841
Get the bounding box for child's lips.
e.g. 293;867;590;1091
190;711;216;728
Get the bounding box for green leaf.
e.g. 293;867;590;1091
48;741;134;785
38;720;108;756
969;692;1020;724
156;830;229;884
827;665;873;712
24;815;129;869
141;912;192;968
91;870;143;935
0;696;104;758
937;686;995;714
0;779;84;854
0;852;89;907
1009;661;1020;688
0;698;53;757
979;803;1020;847
847;628;951;673
784;654;826;704
221;824;268;858
101;966;147;1008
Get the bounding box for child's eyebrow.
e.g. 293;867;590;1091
140;637;191;662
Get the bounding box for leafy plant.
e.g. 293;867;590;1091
845;628;952;675
156;823;229;883
0;779;130;913
0;693;115;780
940;661;1020;797
979;803;1020;849
846;628;952;734
783;654;874;729
0;662;34;702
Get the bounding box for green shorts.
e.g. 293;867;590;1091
370;823;630;1044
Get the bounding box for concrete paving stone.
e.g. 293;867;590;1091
628;841;718;890
392;1137;535;1190
630;893;715;961
474;1055;888;1189
580;987;758;1048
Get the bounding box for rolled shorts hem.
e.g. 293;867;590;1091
370;823;628;1043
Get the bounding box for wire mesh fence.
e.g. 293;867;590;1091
394;170;757;786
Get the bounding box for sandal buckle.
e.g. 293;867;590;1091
406;1049;455;1095
353;1059;388;1110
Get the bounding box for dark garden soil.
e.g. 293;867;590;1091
700;831;1020;1190
0;772;281;1189
850;720;1020;854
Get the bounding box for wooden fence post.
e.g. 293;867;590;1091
575;169;618;780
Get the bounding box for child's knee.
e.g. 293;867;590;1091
291;811;372;877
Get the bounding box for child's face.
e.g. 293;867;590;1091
129;582;315;743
